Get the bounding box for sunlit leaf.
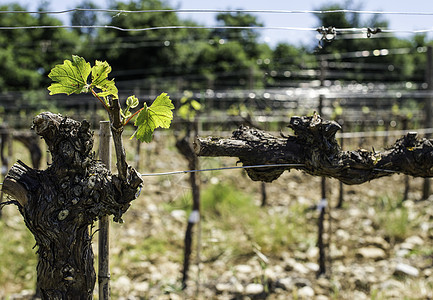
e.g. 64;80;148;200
131;93;174;143
190;99;202;111
92;60;118;100
126;95;139;109
47;55;91;95
92;60;111;86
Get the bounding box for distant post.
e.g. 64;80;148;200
317;58;328;276
423;46;433;199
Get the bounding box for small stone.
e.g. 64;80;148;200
276;277;293;291
380;279;404;290
356;247;386;260
134;281;149;293
216;283;231;293
317;277;331;290
234;264;253;274
335;229;350;242
395;248;410;257
305;262;319;272
170;210;186;222
423;268;433;277
292;262;310;274
404;235;424;247
297;286;315;298
352;291;368;300
293;278;312;288
306;246;319;259
364;236;390;250
394;263;419;277
245;283;264;295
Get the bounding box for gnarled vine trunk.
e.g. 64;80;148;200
195;114;433;184
2;112;142;299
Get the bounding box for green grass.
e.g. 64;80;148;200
167;180;311;261
373;195;412;242
0;208;38;294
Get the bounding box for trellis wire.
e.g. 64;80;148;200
2;8;433;16
0;162;402;186
0;24;432;35
140;163;305;176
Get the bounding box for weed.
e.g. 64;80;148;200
168;180;311;262
374;195;411;242
0;208;37;294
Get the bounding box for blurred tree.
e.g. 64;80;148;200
313;2;421;82
266;43;315;87
213;11;263;59
0;3;79;91
89;0;204;92
71;0;99;36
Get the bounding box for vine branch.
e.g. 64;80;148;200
195;114;433;184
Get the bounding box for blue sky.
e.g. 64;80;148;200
8;0;433;47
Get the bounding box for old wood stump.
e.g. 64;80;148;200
2;112;142;299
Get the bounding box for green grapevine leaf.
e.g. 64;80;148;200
92;60;118;100
148;93;175;129
92;60;111;86
132;93;174;143
122;95;140;118
96;80;118;100
132;105;152;143
48;55;91;95
178;93;202;121
190;99;202;111
126;95;139;109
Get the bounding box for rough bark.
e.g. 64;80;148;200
2;112;142;299
195;114;433;184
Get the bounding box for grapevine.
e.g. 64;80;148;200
48;55;174;143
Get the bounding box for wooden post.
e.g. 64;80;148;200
423;46;433;200
178;119;202;291
336;129;344;208
317;58;328;276
401;117;410;201
99;121;111;299
260;182;267;207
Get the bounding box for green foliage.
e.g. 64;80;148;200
177;91;202;121
132;93;175;143
0;214;37;293
48;55;174;143
48;55;93;95
168;180;310;257
374;195;413;242
201;182;310;255
0;4;80;91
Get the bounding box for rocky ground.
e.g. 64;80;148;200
3;135;433;299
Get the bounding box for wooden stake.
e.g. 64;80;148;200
99;121;111;300
423;46;433;199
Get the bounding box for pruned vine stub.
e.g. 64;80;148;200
195;114;433;184
2;112;142;299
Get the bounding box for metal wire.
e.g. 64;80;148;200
140;163;306;176
0;24;317;32
0;162;400;184
0;24;431;35
2;8;433;16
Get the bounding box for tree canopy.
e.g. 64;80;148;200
0;0;431;93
